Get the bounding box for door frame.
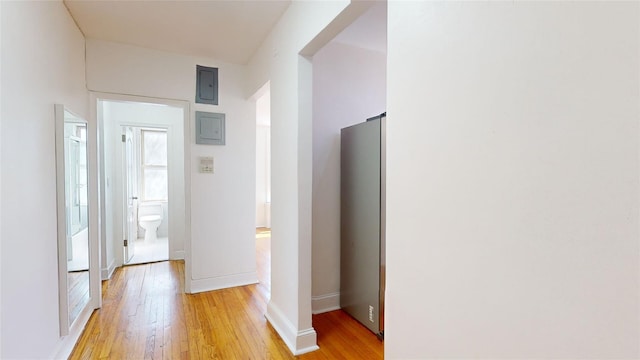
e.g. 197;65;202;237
91;92;192;291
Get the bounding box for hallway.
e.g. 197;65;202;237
69;233;383;359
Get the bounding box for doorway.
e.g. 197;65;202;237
255;87;271;229
254;83;271;293
96;95;188;277
122;125;170;265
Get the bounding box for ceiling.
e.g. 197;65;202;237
64;0;291;65
64;0;386;65
333;2;386;54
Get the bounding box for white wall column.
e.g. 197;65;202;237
246;0;374;354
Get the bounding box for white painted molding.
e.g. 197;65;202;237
188;271;258;294
295;328;320;355
50;303;94;360
172;250;185;260
265;301;319;356
311;292;340;314
101;258;117;280
265;301;297;354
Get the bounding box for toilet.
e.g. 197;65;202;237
138;202;163;242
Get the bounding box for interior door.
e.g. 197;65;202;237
123;126;137;263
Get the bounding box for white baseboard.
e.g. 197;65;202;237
50;303;94;359
172;250;185;260
295;328;320;355
101;258;117;280
189;271;258;294
265;301;319;356
312;292;340;314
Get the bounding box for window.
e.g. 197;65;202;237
141;129;168;201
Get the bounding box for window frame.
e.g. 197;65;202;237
140;129;168;202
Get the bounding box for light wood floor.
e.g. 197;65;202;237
68;271;90;325
70;230;383;359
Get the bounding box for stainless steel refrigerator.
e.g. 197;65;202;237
340;113;385;339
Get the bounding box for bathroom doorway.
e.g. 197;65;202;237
122;125;170;265
97;96;187;276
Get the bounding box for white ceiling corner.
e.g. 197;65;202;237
332;1;387;54
63;0;292;64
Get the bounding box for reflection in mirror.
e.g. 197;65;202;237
56;105;90;335
65;119;89;325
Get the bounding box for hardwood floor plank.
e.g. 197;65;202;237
70;230;383;359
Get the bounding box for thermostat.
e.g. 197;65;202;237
199;157;214;173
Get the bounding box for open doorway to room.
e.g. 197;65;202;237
97;96;188;278
254;83;271;294
310;0;387;338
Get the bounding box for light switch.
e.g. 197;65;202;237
199;157;214;173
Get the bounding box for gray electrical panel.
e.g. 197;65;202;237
196;65;218;105
196;111;225;145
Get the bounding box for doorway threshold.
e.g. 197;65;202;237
125;237;169;265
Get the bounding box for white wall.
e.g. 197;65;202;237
386;2;640;359
246;0;376;354
311;41;386;313
0;1;88;358
87;39;258;292
0;4;3;354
